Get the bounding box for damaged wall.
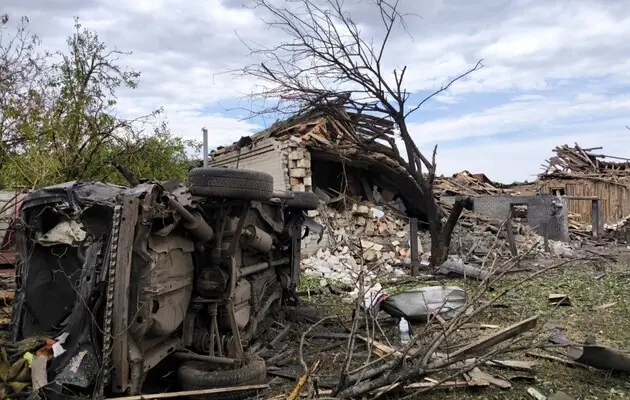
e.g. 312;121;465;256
539;178;630;225
210;138;288;192
210;137;314;193
443;195;570;242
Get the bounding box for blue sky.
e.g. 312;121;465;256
4;0;630;183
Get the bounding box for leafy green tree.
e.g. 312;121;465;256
0;14;49;170
0;16;200;188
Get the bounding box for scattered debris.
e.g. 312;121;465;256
592;302;617;311
550;391;575;400
528;387;548;400
430;316;539;365
467;367;512;389
550;333;630;373
548;294;572;307
436;257;489;280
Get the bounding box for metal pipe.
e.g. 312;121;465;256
172;351;237;366
164;195;214;242
202;127;209;167
165;195;196;222
240;257;290;276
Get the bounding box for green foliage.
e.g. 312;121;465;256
0;16;199;189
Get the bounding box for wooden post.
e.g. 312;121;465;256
410;217;420;275
543;221;550;253
591;199;602;238
505;211;518;257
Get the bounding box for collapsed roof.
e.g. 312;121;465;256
541;143;630;179
213;105;507;219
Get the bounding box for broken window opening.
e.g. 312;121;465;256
551;188;566;196
510;204;529;223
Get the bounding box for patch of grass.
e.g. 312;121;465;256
429;262;630;399
305;262;630;399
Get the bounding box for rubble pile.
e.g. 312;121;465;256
451;213;546;258
301;198;560;297
302;203;411;299
435;170;507;197
542;143;630;177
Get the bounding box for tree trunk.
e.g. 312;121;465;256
426;191;471;267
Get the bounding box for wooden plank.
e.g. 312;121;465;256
111;196;140;393
360;177;374;202
468;367;512;389
431;316;538;366
548;294;571;306
486;359;536;371
105;384;269;400
405;380;485;389
356;335;405;358
505;217;518;257
525;352;582;368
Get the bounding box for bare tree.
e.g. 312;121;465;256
239;0;482;266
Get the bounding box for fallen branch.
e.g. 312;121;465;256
287;360;321;400
428;315;539;368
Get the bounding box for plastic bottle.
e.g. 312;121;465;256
399;318;411;346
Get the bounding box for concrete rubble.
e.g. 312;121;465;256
300;197;577;301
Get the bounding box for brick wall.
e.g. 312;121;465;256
209;137;319;254
443;195;570;242
210;137;314;193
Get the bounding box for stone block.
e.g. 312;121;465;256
290;168;307;178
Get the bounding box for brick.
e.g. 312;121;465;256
290;168;306;178
289;150;302;160
290;177;302;185
297;158;310;168
303;176;312;186
291;184;306;192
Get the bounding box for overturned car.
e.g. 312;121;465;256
11;167;322;398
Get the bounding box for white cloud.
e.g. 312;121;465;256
436;131;630;184
4;0;630;182
408;93;630;145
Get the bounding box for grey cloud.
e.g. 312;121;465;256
6;0;630;166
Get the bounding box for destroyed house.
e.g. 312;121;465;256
538;144;630;225
209;105;428;220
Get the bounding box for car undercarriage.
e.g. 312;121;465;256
10;167;322;399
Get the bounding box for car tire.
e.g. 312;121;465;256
285;191;319;210
188;168;274;201
177;355;267;400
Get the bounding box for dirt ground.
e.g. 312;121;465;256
2;255;630;399
271;256;630;400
